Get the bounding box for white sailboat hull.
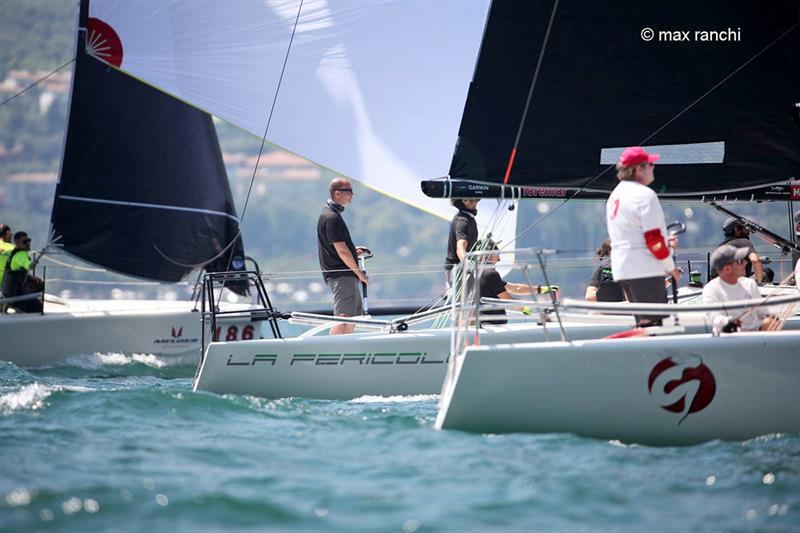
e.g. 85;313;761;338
436;330;800;446
193;316;711;400
0;298;261;367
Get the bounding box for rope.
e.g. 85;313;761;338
503;0;560;184
0;58;76;107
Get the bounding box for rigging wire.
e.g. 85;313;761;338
0;58;75;107
228;0;305;257
214;0;304;307
502;0;559;185
506;20;800;249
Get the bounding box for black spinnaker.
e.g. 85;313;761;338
51;0;248;293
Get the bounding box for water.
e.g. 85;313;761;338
1;352;798;532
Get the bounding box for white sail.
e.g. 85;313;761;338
87;0;517;247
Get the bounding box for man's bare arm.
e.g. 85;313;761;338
333;241;368;284
456;239;468;263
749;251;764;283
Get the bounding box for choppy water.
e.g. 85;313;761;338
1;350;798;532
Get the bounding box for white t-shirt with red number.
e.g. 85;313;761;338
606;180;675;281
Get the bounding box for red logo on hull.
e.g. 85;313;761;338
171;327;183;338
648;356;716;423
86;18;124;67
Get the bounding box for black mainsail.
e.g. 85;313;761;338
51;0;247;286
422;0;800;201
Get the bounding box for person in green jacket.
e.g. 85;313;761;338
0;224;14;289
2;231;43;313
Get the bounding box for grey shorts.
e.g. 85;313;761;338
619;276;668;326
326;276;364;316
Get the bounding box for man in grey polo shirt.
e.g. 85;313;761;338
317;177;368;335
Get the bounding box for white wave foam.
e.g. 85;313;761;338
350;394;439;404
0;383;91;414
0;383;53;413
63;352;167;369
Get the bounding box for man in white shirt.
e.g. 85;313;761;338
606;146;681;327
702;244;778;332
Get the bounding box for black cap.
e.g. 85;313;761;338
723;217;745;235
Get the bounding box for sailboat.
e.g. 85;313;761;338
427;0;800;445
0;0;260;367
192;0;800;400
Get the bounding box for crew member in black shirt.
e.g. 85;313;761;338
585;239;625;302
478;239;557;325
317;177;368;335
711;218;771;283
444;198;479;285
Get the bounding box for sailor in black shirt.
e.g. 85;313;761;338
444;198;479;285
585;239;625;302
317;177;368;335
478;238;558;325
711;218;771;283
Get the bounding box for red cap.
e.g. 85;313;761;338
619;146;660;168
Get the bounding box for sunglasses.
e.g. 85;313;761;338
22;238;31;244
334;188;353;193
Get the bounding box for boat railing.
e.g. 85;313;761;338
288;303;460;335
480;293;800;315
199;271;287;371
450;247;561;366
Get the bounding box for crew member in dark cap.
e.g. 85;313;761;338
702;244;778;332
712;217;771;283
444;198;479;285
2;231;44;313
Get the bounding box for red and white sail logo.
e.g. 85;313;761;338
648;355;716;423
86;18;123;67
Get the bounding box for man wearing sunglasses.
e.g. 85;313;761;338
713;217;770;283
317;177;369;335
702;244;777;332
2;231;44;313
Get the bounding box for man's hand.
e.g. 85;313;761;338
357;271;369;285
722;318;741;333
668;235;679;249
670;268;682;282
